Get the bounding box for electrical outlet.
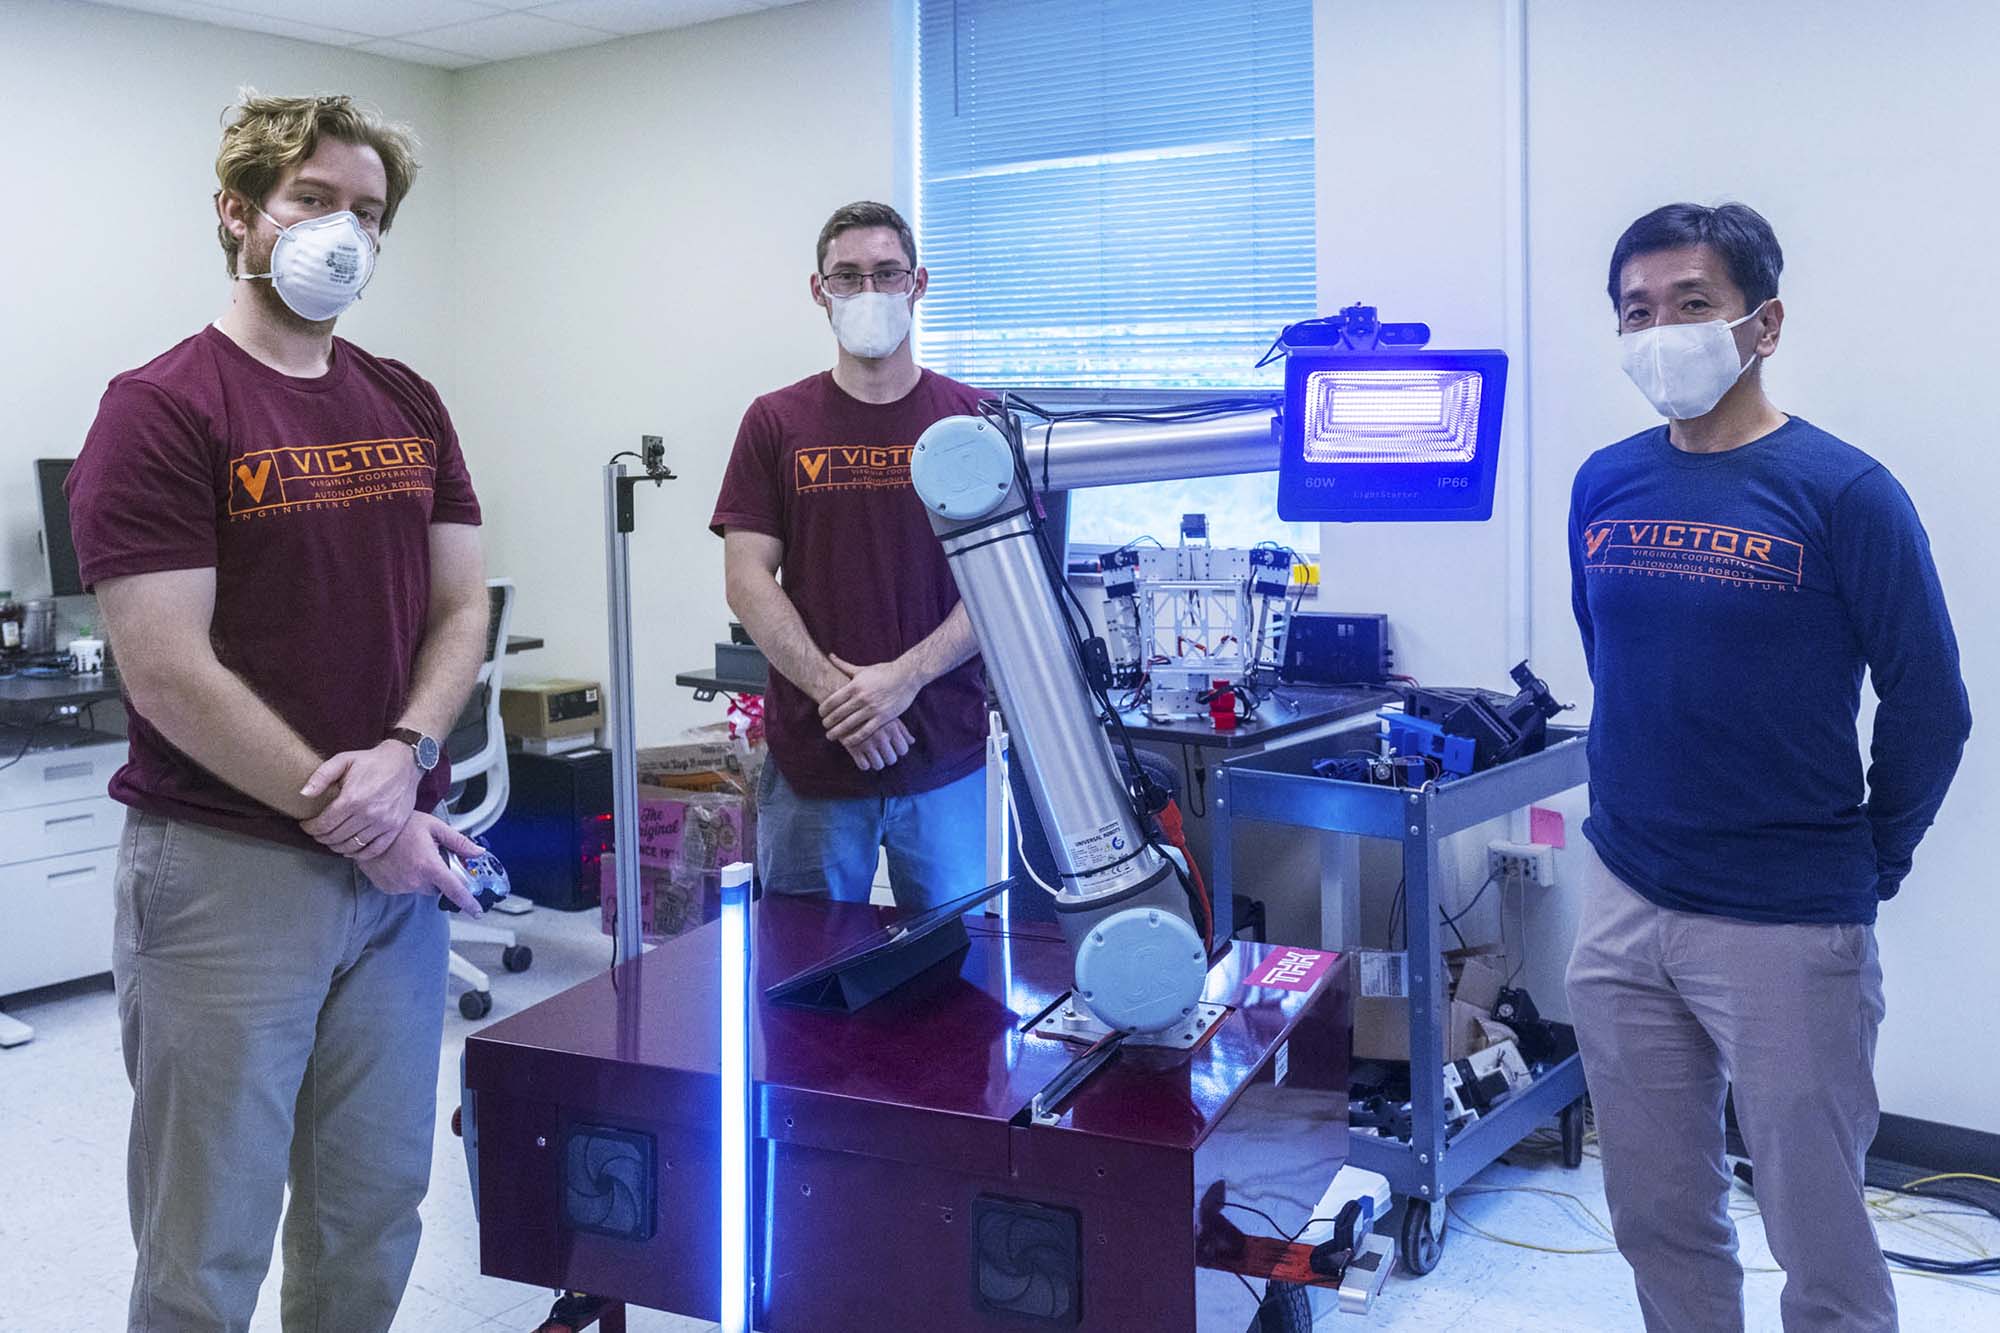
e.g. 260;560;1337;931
1487;839;1555;889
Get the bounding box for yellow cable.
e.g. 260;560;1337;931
1443;1198;2000;1296
1903;1172;2000;1191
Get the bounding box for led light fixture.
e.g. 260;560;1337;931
719;860;754;1333
1274;307;1507;522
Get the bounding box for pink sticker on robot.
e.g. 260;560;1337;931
1530;805;1567;849
1247;947;1336;993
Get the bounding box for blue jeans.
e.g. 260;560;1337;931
755;761;986;911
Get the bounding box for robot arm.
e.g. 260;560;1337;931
909;404;1280;1035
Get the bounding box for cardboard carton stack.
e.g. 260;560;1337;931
599;731;765;945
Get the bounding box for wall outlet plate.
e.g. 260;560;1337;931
1487;839;1555;889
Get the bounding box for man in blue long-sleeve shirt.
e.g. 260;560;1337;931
1565;202;1970;1333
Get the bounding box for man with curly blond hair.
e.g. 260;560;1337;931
66;92;489;1331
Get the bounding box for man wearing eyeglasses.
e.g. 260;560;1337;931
711;201;989;909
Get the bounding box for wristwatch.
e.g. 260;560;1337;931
389;727;441;772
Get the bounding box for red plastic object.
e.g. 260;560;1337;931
1208;681;1238;732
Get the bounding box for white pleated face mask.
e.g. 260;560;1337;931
827;291;914;360
242;208;376;322
1619;299;1769;420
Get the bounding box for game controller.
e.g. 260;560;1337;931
438;841;512;913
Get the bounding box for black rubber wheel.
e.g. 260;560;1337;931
1253;1279;1312;1333
1561;1098;1586;1169
1398;1197;1444;1277
502;944;534;973
459;988;492;1020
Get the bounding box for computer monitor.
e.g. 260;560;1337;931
35;458;83;596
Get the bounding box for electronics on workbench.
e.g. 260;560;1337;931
1313;659;1567;788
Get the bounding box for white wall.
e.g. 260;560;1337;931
1308;0;1999;1131
0;0;459;613
1522;0;2000;1132
447;0;896;745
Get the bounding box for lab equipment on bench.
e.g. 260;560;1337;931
1389;660;1566;777
1098;516;1301;721
1281;612;1393;685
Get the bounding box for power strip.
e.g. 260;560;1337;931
1487;839;1555;889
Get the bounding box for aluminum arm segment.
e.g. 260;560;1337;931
909;408;1278;1033
1016;410;1280;491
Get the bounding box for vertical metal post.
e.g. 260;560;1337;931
983;708;1010;925
1403;789;1447;1200
603;463;644;966
1211;767;1234;942
718;860;754;1333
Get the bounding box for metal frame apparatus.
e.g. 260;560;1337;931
1103;539;1295;721
1210;725;1590;1270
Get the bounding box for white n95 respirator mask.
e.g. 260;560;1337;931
828;291;914;360
1619;299;1769;420
243;209;376;322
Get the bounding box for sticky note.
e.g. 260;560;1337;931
1529;806;1566;849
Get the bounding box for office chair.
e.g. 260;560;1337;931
443;578;530;1019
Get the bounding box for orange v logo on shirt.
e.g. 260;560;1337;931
1584;525;1613;558
796;444;915;493
235;459;273;504
226;437;436;518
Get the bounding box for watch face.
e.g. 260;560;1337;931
417;735;441;770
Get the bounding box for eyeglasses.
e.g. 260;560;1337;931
820;267;915;297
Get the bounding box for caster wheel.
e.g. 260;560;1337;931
1398;1197;1444;1277
1253;1279;1311;1333
1561;1098;1586;1169
459;989;493;1020
502;944;534;973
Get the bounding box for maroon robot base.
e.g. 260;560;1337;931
466;894;1351;1332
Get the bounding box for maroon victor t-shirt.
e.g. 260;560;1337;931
66;325;482;852
710;369;989;799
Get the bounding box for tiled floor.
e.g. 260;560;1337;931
3;905;1994;1332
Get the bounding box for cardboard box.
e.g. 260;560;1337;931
1452;954;1507;1016
632;783;753;867
600;781;756;944
1353;997;1488;1063
635;733;765;793
501;678;603;738
599;853;719;942
1351;949;1494;1062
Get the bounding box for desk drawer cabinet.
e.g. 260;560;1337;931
0;849;118;996
0;739;126;1001
0;796;122;866
0;742;127;812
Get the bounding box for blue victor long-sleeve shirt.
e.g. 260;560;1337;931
1569;416;1971;924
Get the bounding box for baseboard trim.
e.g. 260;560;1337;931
1723;1100;2000;1176
1870;1111;2000;1177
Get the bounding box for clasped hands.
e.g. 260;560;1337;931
298;740;484;913
820;653;921;772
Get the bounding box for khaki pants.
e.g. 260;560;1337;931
1566;837;1893;1333
114;810;448;1332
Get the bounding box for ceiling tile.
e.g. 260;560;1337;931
405;11;618;61
90;0;374;45
205;1;504;40
532;0;770;37
351;37;485;70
